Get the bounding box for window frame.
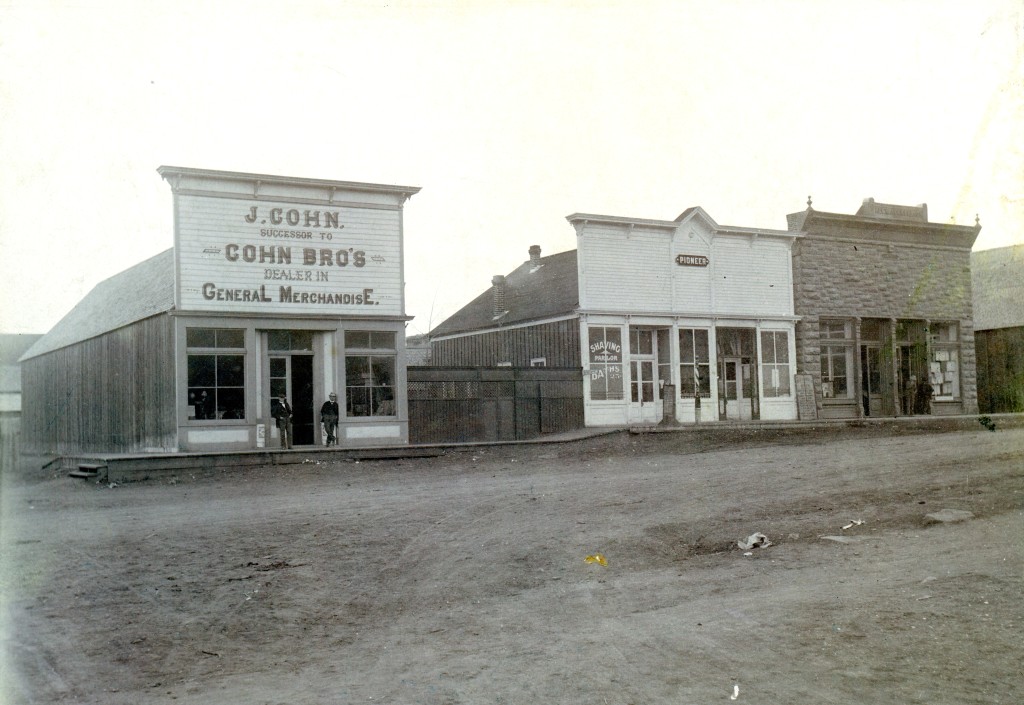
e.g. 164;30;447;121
818;320;854;400
759;329;792;398
587;326;624;401
678;328;711;399
344;330;397;418
185;327;247;422
929;321;961;400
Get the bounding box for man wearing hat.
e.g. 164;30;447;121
272;395;293;449
320;392;340;446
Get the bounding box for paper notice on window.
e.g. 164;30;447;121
772;368;780;388
935;350;950;362
930;362;941;374
947;360;957;372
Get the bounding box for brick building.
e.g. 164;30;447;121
788;198;980;418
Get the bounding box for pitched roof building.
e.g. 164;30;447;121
20;167;420;456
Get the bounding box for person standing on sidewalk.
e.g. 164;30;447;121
320;392;340;446
272;395;293;449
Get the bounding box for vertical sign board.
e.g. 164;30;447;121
174;194;403;316
794;373;818;421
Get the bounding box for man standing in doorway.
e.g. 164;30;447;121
320;392;340;446
273;395;293;449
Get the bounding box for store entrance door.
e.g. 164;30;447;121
721;357;753;420
628;327;661;424
269;354;315;445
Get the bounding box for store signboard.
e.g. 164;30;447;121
676;254;710;267
175;194;403;315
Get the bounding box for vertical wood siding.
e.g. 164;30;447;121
431;319;581;367
21;315;177;454
407;367;583;443
976;327;1024;413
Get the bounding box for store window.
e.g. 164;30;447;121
345;331;396;416
186;328;246;420
760;330;791;397
588;326;624;401
929;322;960;399
679;328;711;398
819;320;854;399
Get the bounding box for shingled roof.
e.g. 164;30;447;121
972;244;1024;331
430;248;579;337
21;249;176;360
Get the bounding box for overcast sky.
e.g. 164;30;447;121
1;0;1021;337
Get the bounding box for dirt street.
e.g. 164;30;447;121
1;425;1022;705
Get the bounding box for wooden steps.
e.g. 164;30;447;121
69;463;107;480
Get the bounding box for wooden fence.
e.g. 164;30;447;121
407;367;584;443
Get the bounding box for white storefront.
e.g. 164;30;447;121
569;207;801;426
162;166;420;450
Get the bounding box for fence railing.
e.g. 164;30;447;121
407;367;584;443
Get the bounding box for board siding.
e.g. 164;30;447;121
176;194;403;316
21;314;177;455
580;226;793;317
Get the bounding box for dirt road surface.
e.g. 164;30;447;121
1;425;1022;704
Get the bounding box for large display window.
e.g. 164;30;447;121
186;327;246;420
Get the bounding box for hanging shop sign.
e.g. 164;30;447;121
676;254;710;267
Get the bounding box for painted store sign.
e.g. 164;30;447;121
175;195;402;316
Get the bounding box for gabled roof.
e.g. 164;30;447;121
972;244;1024;331
430;249;579;338
0;334;42;394
21;249;176;360
567;205;799;239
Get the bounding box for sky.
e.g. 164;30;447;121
1;0;1021;337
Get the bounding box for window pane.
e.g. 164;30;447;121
270;378;287;398
217;355;245;387
270;357;286;377
188;355;216;387
347;331;371;349
680;330;695;364
638;330;653;354
680;365;695;396
694;330;709;363
591;368;609;399
188;388;214;419
187;328;216;348
370;331;396;349
290;330;313;351
861;319;885;341
777;366;791;395
372;356;395;387
774;333;789;363
346;356;370;386
347;386;371;416
605;327;621;350
760;332;774;363
218;388;245;419
268;330;290;350
217;329;245;348
832;350;846;379
607;366;623;399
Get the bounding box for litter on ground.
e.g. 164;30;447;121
584;554;607;566
737;532;772;550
